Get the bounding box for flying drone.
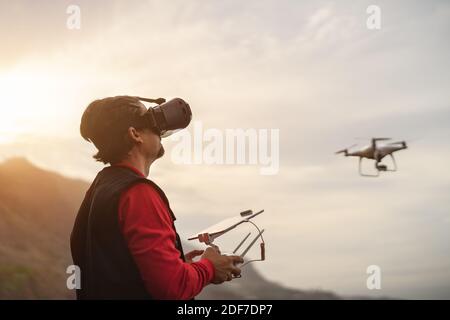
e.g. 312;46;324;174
335;138;408;177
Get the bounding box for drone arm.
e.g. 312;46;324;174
371;139;377;150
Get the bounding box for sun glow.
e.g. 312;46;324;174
0;66;70;144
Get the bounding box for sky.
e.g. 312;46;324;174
1;0;450;299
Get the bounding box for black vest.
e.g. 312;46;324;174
70;166;186;299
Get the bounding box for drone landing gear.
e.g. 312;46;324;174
376;154;398;172
359;154;398;177
359;157;379;177
385;154;397;172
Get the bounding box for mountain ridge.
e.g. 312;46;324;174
0;157;339;299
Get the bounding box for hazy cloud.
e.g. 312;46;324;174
1;0;449;298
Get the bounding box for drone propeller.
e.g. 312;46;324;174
388;136;423;145
335;144;357;154
355;137;391;141
388;141;407;148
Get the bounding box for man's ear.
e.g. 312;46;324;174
127;127;144;144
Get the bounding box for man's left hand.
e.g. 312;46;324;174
185;249;205;264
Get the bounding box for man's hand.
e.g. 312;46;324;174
201;246;244;284
184;249;204;264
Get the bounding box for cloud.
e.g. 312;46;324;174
1;0;450;298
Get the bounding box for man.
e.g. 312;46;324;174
71;96;242;299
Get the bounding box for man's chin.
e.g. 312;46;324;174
157;145;165;159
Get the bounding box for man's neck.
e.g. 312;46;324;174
117;155;153;177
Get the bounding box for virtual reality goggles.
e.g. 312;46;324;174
133;97;192;138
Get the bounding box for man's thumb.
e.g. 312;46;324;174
231;255;244;264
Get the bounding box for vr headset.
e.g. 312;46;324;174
134;97;192;138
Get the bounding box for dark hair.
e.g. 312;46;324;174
80;96;147;164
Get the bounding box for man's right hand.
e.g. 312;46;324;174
202;246;244;284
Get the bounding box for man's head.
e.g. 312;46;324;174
80;96;164;165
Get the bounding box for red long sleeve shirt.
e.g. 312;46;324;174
115;163;214;299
